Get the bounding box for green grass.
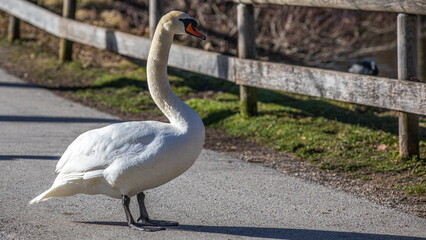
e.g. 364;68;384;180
188;91;425;175
73;67;158;114
1;37;425;196
396;181;426;195
71;55;426;184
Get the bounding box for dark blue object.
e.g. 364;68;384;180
348;61;379;76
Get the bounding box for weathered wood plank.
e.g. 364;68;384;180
7;15;20;42
0;0;60;36
149;0;164;38
234;59;426;115
0;0;150;58
419;15;426;82
0;0;233;79
238;4;256;60
0;0;425;116
238;3;258;117
169;44;235;81
397;13;419;158
58;19;108;49
59;0;76;62
228;0;426;15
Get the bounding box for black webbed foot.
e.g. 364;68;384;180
122;195;167;231
136;192;179;227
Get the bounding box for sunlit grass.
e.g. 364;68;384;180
1;37;424;196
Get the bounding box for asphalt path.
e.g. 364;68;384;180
0;68;425;240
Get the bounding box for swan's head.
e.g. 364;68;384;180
161;11;206;40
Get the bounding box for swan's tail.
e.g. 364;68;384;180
29;171;109;204
29;187;56;204
29;172;86;204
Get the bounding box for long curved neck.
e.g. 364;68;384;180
146;23;198;128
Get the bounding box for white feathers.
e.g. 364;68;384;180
83;170;104;180
29;11;205;204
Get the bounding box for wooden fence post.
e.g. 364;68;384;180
419;15;425;81
59;0;76;62
8;15;20;42
238;3;257;117
149;0;164;39
397;14;419;158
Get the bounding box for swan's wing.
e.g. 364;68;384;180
55;121;164;175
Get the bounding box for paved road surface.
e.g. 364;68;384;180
0;68;425;239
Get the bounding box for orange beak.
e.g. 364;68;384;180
186;23;206;40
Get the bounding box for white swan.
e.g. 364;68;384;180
29;11;206;231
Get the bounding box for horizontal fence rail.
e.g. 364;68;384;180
236;59;426;115
228;0;426;15
0;0;425;116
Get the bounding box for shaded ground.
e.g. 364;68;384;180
1;70;424;239
0;1;424;218
0;42;424;218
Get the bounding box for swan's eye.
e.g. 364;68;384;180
179;18;197;28
191;20;198;28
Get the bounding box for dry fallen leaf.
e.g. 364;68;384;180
377;144;387;151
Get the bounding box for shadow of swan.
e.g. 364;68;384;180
78;221;425;240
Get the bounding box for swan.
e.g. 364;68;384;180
29;11;206;231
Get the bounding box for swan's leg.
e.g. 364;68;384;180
122;195;165;231
136;192;179;226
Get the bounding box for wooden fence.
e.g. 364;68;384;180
0;0;425;157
